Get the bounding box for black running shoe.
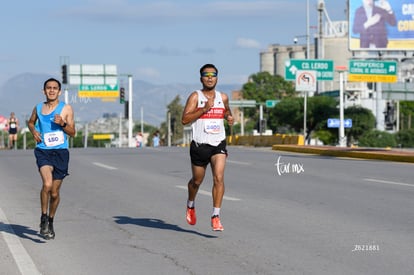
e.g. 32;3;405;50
39;215;49;237
47;223;55;240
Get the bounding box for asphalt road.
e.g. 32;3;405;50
0;146;413;275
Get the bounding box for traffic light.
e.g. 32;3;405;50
120;87;125;104
61;65;68;84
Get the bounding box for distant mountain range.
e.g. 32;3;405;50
0;73;242;127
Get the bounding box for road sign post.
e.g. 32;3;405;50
295;70;317;143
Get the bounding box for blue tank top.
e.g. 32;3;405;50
36;102;69;149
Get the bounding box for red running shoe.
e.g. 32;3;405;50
211;215;224;231
186;207;196;225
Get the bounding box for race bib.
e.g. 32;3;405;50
10;124;16;129
204;120;221;134
44;131;65;147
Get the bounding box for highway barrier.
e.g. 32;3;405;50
227;134;305;146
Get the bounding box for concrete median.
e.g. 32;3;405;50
272;145;414;163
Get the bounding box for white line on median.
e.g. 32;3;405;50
175;185;241;201
364;178;414;188
0;207;41;275
92;162;118;170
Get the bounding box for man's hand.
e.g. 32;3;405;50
32;131;42;143
377;0;392;13
364;14;381;29
53;114;65;127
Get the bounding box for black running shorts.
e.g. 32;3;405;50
190;140;227;166
34;148;70;180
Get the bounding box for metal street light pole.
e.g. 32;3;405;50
127;74;134;147
303;0;310;144
338;69;346;147
307;0;310;59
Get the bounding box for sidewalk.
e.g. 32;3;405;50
272;145;414;163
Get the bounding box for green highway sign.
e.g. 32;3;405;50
348;60;398;83
78;84;119;98
229;100;256;107
265;100;279;108
285;59;334;81
79;84;118;90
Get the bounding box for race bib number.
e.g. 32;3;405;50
204;120;221;134
44;131;65;147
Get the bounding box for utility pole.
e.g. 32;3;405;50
338;67;346;147
119;113;123;148
127;74;134;147
167;111;171;147
317;0;325;94
140;106;144;146
303;0;310;144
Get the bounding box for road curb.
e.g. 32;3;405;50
272;145;414;163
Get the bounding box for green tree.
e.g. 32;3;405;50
358;130;397;148
270;96;337;141
312;105;376;146
395;128;414;148
307;96;337;139
160;95;183;145
400;101;414;130
241;72;295;122
271;97;303;133
313;129;336;145
344;106;376;145
242;72;295;102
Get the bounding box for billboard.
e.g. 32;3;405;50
349;0;414;51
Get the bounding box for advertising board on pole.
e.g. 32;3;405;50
349;0;414;51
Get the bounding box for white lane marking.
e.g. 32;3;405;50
176;185;241;201
92;162;118;170
227;160;251;165
0;208;41;275
364;178;414;188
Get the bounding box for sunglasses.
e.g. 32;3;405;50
201;72;218;77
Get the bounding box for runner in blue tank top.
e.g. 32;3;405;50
27;78;76;240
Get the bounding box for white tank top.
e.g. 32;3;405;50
191;90;226;146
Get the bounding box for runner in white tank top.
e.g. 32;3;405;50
181;64;234;231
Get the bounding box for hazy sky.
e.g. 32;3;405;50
0;0;346;87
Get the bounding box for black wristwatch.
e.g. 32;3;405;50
62;122;67;128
